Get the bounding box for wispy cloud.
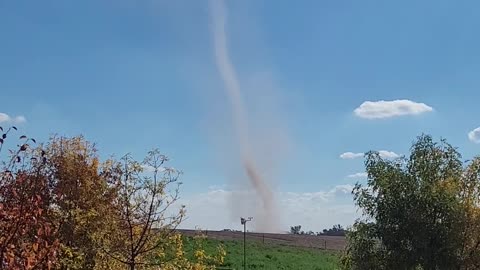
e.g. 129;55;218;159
354;99;433;119
468;127;480;144
340;152;364;159
0;113;26;124
329;184;355;195
341;150;400;159
347;172;368;178
175;185;357;232
378;150;400;158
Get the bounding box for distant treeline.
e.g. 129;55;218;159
289;224;346;236
219;225;346;236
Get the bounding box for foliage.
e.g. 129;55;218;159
290;225;302;235
96;150;224;269
44;136;119;269
319;225;346;237
342;135;480;270
188;233;226;268
0;126;60;269
149;232;226;270
1;129;225;269
290;224;346;237
340;222;384;270
458;156;480;268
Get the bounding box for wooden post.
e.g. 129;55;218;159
324;240;327;250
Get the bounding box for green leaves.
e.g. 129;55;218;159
343;135;479;270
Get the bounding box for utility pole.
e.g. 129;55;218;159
240;217;253;270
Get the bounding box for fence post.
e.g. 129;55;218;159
324;240;327;250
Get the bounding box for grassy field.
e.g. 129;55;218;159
180;230;346;251
184;237;341;270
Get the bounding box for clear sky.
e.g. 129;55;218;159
1;0;480;232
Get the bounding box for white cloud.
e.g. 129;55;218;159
0;113;9;123
175;184;357;233
14;116;26;123
340;152;364;159
354;99;433;119
468;127;480;144
378;150;400;158
329;184;355;195
0;113;27;124
347;172;368;178
341;150;399;160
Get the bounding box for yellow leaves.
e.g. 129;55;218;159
58;244;88;270
215;245;227;265
124;233;226;270
192;263;208;270
92;157;99;171
156;247;166;259
176;249;185;258
194;250;206;261
41;136;121;269
184;233;226;269
438;177;459;193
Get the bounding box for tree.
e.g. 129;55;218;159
44;136;119;269
3;131;225;269
97;150;223;269
342;135;480;270
458;156;480;268
290;225;302;235
0;126;60;269
320;224;346;236
100;150;184;269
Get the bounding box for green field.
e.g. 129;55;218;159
184;237;341;270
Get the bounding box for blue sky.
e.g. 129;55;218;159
1;0;480;231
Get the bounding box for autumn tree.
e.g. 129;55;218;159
2;131;225;269
342;135;480;270
0;126;60;269
96;149;223;269
43;136;119;269
458;156;480;268
102;150;184;269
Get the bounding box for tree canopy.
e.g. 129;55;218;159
342;135;480;270
0;128;224;270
